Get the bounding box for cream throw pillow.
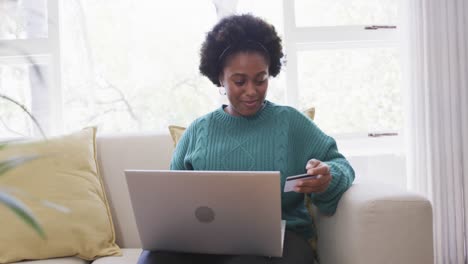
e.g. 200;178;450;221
302;106;315;121
168;125;187;147
0;127;121;263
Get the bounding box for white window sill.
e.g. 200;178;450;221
334;134;407;189
334;134;405;158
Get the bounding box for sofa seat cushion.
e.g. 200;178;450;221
91;249;142;264
8;249;142;264
10;257;89;264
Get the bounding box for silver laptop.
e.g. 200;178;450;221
124;170;285;257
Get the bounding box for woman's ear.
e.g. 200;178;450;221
219;72;224;87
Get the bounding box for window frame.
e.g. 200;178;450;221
0;0;62;137
281;0;405;155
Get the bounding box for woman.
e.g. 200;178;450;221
140;14;354;264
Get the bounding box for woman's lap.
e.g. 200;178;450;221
137;230;315;264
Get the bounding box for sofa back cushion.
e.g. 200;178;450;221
96;133;174;248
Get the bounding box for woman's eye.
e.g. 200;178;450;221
255;80;266;85
234;81;245;86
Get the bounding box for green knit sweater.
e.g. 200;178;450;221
170;100;355;240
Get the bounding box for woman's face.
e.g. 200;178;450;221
219;52;269;117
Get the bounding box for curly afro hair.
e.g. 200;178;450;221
199;14;284;87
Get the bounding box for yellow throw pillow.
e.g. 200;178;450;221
168;125;187;147
302;106;315;120
168;106;316;146
0;127;121;263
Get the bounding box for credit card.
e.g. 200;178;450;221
283;173;320;192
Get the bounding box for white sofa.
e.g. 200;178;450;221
16;133;434;264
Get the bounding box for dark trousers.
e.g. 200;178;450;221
137;230;315;264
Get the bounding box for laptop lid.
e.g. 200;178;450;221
125;170;284;257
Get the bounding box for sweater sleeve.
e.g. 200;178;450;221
289;108;355;215
311;135;355;215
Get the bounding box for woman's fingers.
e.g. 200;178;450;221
294;174;332;194
305;159;320;170
307;164;330;176
299;159;332;193
305;159;330;176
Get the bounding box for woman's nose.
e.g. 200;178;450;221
244;81;257;96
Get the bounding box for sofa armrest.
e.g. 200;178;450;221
315;183;434;264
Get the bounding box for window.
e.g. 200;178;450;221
1;0;404;144
0;0;58;139
280;0;405;187
60;1;220;133
283;0;403;137
297;48;402;135
0;0;48;40
294;0;398;27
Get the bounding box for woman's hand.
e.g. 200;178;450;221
294;159;332;194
